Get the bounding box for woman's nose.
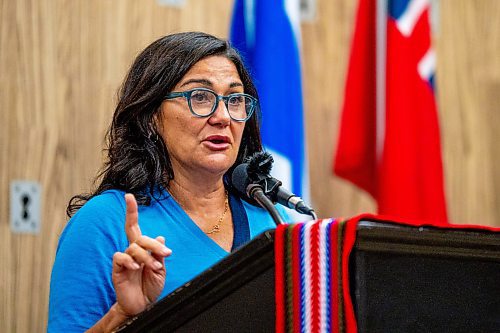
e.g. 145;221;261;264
208;99;231;126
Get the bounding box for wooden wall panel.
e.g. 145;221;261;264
0;1;233;331
437;0;500;225
0;0;499;331
301;0;377;219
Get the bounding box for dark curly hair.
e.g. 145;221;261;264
67;32;262;217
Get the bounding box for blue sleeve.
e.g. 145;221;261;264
47;191;128;332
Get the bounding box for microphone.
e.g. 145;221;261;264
231;152;317;219
232;162;285;225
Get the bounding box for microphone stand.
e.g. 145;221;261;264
246;184;285;226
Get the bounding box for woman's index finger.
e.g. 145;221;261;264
124;193;142;243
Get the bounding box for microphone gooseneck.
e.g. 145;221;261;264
246;184;285;225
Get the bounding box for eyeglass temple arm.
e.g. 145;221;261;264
164;91;189;99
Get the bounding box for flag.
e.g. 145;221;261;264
230;0;310;207
334;0;448;224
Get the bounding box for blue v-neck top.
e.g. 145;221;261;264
48;189;288;332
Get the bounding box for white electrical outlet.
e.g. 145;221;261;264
300;0;317;22
10;180;41;234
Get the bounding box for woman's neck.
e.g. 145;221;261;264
167;173;226;213
167;165;234;251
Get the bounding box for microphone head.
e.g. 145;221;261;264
231;163;250;196
230;163;261;206
245;151;273;179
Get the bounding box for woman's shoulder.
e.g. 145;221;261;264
70;189;128;222
60;190;127;244
78;189;126;214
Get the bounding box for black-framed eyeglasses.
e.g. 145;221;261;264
164;88;257;122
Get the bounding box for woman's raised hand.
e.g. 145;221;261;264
111;193;172;317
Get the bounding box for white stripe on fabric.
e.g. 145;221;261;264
376;0;387;164
268;147;293;198
268;147;311;222
318;219;330;332
303;222;313;332
284;0;302;46
418;48;435;82
396;0;429;37
243;0;256;49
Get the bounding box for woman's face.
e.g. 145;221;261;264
159;55;246;179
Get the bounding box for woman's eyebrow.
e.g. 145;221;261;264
179;79;244;89
229;82;244;88
180;78;212;87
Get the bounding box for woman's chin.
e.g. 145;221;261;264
192;155;236;177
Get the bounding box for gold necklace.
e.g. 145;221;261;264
205;190;229;235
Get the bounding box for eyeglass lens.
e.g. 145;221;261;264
190;90;251;120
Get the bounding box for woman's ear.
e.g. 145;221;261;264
151;107;164;140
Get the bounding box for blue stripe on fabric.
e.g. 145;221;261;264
388;0;411;20
429;73;435;91
325;220;332;332
299;223;306;333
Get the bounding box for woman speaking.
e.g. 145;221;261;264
48;31;288;332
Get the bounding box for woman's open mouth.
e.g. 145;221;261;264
203;135;231;150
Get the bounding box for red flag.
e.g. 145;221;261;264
334;0;448;224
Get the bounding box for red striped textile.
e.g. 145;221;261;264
275;224;286;333
275;215;500;333
275;218;357;333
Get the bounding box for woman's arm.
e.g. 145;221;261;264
85;303;130;333
48;193;171;332
86;194;171;332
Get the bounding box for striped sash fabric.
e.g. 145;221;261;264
275;214;500;333
275;218;358;333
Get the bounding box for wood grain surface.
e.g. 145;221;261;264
1;0;499;331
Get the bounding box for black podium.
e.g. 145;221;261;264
117;230;276;332
117;220;500;333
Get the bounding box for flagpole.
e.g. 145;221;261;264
376;0;387;164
